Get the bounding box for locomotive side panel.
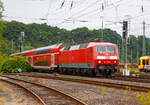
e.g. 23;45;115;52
59;48;94;68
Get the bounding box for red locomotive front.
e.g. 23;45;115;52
90;43;119;76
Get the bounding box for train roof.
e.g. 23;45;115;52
87;42;117;47
10;42;117;56
10;43;63;56
63;42;117;51
139;56;150;59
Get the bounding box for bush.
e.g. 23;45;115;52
1;56;32;73
0;53;8;72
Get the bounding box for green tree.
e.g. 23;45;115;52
0;0;9;72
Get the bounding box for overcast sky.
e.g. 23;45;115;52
2;0;150;37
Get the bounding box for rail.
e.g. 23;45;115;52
2;75;87;105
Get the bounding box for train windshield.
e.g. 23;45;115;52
96;46;116;53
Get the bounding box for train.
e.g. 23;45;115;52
138;56;150;72
10;42;119;76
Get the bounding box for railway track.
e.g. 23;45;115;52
111;72;150;83
112;76;150;83
4;73;150;93
1;76;87;105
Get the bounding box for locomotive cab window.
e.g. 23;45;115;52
96;46;116;53
146;59;149;65
143;60;145;65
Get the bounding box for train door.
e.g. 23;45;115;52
31;56;33;66
51;54;55;67
145;58;150;71
27;56;33;66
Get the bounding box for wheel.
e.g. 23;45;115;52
139;69;143;72
80;69;86;76
62;68;66;74
76;69;81;75
72;69;76;75
59;68;63;74
67;69;73;75
88;69;95;77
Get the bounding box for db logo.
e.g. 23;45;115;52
104;61;111;63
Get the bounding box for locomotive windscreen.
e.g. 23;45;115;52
96;46;116;53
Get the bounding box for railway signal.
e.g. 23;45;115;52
122;20;129;76
123;21;128;39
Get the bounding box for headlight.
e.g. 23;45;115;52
98;61;101;63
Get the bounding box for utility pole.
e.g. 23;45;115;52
141;0;146;56
130;37;132;63
143;21;146;56
137;37;139;64
11;39;14;54
101;16;104;42
121;38;124;63
20;32;24;52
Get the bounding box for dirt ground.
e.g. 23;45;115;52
0;80;39;105
0;81;13;105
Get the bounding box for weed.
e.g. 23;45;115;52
123;90;128;97
101;88;108;95
136;92;150;105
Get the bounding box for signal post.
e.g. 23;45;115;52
122;21;130;76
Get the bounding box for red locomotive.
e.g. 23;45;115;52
10;42;119;76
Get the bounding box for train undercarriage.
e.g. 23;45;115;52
58;65;119;77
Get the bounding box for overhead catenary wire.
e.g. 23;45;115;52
60;0;65;8
55;0;123;26
55;0;102;26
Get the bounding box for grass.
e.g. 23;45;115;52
101;87;108;95
120;67;139;72
136;92;150;105
122;86;150;105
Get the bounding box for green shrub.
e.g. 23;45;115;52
0;53;8;73
1;56;32;73
0;72;3;76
